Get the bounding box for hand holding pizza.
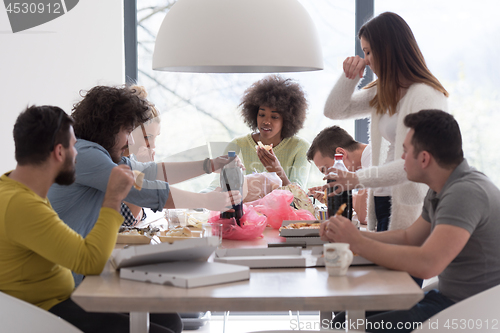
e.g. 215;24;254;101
308;186;327;204
103;165;135;212
256;144;283;174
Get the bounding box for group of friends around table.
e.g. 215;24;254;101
1;11;499;333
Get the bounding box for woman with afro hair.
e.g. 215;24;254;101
209;74;310;190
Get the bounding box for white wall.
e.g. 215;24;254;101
0;1;124;171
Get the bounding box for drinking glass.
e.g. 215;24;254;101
203;223;223;245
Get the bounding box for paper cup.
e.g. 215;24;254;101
323;243;353;276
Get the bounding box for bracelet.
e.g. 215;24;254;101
203;158;212;174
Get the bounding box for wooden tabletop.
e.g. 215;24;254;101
72;228;423;314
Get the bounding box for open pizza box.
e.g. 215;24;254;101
279;220;322;237
111;237;250;288
111;237;220;269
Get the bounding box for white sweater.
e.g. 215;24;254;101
324;74;448;230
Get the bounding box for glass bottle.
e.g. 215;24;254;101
327;154;353;220
220;151;244;225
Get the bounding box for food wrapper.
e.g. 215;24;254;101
277;183;315;216
246;190;315;229
208;205;267;240
243;172;282;202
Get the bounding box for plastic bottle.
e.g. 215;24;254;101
327;154;353;220
220;151;244;225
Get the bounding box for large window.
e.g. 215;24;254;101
136;0;500;190
136;0;355;192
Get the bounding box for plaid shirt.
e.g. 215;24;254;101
120;203;146;227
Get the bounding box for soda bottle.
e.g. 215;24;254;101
220;151;244;225
327;154;353;220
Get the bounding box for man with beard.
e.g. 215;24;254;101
47;87;240;330
0;106;178;332
48;85;240;260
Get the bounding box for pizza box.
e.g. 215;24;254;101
214;247;309;268
283;236;327;246
213;247;372;268
314;254;373;266
110;236;219;269
120;261;250;288
279;220;322;237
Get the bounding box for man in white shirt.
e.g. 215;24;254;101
307;126;369;224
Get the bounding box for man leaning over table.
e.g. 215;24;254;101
0;105;180;333
320;109;500;332
47;85;241;287
306;125;370;225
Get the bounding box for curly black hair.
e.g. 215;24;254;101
239;74;308;138
71;85;151;153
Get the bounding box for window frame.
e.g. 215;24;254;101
123;0;372;143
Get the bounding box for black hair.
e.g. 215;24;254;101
240;74;308;138
71;85;151;152
307;126;359;161
13;105;74;165
404;109;463;168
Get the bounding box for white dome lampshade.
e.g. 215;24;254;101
152;0;323;73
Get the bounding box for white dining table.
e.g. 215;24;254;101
72;228;423;333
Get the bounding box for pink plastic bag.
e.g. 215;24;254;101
246;190;315;229
209;205;267;240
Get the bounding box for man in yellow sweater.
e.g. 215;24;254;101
0;105;177;332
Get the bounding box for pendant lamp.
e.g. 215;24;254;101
152;0;323;73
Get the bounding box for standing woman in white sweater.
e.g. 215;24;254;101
323;12;448;232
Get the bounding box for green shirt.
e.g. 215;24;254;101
209;134;311;190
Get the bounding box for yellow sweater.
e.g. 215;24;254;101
0;172;123;310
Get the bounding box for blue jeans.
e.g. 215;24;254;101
374;196;391;232
332;290;455;332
